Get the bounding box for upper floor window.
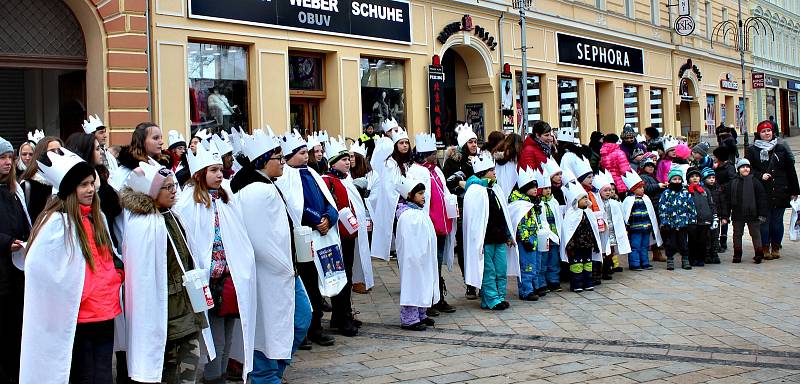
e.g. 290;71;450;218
596;0;606;11
625;0;634;18
650;0;660;25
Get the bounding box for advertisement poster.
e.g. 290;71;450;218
706;95;717;135
465;103;485;141
428;65;445;143
500;73;515;131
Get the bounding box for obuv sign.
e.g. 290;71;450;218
189;0;412;44
556;33;644;75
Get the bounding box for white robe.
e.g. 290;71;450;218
622;195;664;246
396;206;440;307
560;204;603;263
368;137;403;260
494;161;518;202
236;179;305;360
462;182;520;288
406;163;456;271
10;182;31;271
19;213;114;383
599;198;632;256
560;152;586;180
174;184;257;380
540;197;563;245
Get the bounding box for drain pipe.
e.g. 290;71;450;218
146;0;153;121
498;12;505;69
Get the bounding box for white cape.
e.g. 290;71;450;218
236;179;305;359
622;195;664;246
407;163;456;271
559;205;603;263
326;175;375;289
596;197;631;256
396;206;440;307
368;138;403;260
462;182;520;288
494;161;518;202
540;197;563;244
275;165;336;228
174;184;257;380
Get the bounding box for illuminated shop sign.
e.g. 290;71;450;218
556;33;644;75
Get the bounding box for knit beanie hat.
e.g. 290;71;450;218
0;136;12;155
701;167;715;180
603;133;620;144
692;142;709;157
667;169;684;182
712;146;730;162
736;158;751;170
686;167;702;180
622;124;636;138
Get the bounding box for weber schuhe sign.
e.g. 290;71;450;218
556;33;644;75
190;0;412;44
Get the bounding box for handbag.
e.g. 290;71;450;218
311;229;347;297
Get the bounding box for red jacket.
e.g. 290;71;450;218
599;142;632;193
322;174;357;240
519;135;549;172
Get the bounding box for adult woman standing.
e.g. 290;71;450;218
745;120;800;259
15;138;35;176
110;122;164;191
0;137;30;383
20;148;122;383
19;136;63;222
519;121;554;172
174;142;257;383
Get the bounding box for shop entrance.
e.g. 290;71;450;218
290;98;320;136
440;40;495;146
595;80;615;132
780;89;790;136
0;0;87;147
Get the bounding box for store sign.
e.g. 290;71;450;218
787;80;800;91
765;76;780;87
673;0;695;36
720;73;739;91
500;72;514;131
437;15;497;50
428;65;445;143
189;0;412;44
556;33;644;74
752;73;765;89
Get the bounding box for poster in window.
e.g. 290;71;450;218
500;73;514;131
464;103;485;141
705;95;717;136
362;88;405;130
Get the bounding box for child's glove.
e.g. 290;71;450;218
522;241;535;252
759;216;767;224
711;215;719;230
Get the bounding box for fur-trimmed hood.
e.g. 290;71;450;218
119;186;158;215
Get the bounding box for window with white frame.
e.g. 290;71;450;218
650;88;664;132
705;2;713;39
596;0;606;11
515;73;542;132
625;0;634;18
651;0;660;25
624;85;640;130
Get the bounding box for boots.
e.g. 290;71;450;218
652;248;667;262
719;236;728;252
681;257;692;270
666;256;675;270
762;246;774;261
754;248;764;264
352;282;370;294
732;248;742;263
771;243;781;259
434;277;456;313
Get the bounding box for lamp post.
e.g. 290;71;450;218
514;0;532;137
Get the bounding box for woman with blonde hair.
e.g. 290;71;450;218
19;136;63;221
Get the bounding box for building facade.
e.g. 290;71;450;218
0;0;756;147
750;0;800;136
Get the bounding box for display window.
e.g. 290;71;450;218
188;42;249;134
558;78;579;137
515;73;542;133
360;58;405;129
706;94;717;135
623;85;640;130
289;53;325;96
650;88;664;132
766;88;778;122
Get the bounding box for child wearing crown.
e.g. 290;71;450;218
593;171;631;281
537;168;564;292
463;152;519;310
622;171;663;271
560;182;603;292
658;169;697;270
507;167;544;301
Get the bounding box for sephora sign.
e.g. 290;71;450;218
189;0;412;44
556;33;644;75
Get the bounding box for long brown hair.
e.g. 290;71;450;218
499;133;523;165
0;153;16;195
27;176;112;271
350;152;371;179
190;167;229;208
20;136;63;181
130;122;158;162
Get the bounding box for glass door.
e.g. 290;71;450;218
289;98;320;137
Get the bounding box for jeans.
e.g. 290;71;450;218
539;243;561;285
628;230;651;269
250;276;312;383
70;320;114;384
204;315;236;382
480;243;507;309
760;207;786;246
517;245;540;299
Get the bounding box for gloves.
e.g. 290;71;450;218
711;215;719;230
759;216;767;224
447;171;466;184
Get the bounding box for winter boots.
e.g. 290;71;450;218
770;243;781;260
732;248;742;263
666;256;675;271
754;248;764;264
719;236;728;252
681;257;692;270
652;247;667;262
434;277;456;313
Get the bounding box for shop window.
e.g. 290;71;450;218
766;88;777;122
359;58;405;129
624;85;640;130
706;94;717;135
789;92;798;129
188;42;249;134
558;78;579;138
515;73;541;133
649;88;664;132
289;53;325;96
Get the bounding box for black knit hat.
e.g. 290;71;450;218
603;133;620;144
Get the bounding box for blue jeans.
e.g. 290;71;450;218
480;243;507;309
539;243;560;286
628;230;651;269
517;245;539;298
760;207;786;246
250;276;312;383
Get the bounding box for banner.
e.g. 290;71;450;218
428;65;445;143
465;103;485;142
556;33;644;74
190;0;412;44
500;72;515;131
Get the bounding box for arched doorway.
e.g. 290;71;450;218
0;0;87;146
678;77;701;137
440;40;495;146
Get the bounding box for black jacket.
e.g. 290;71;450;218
745;142;800;209
689;187;715;225
442;147;474;197
720;175;768;222
21;177;52;224
0;183;30;296
705;183;722;217
485;188;511;244
714;161;737;189
640;172;662;208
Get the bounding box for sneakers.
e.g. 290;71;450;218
630;267;644;271
771;244;781;259
681;258;692;270
643;265;653;270
584;286;594;291
421;317;435;326
465;286;478;300
522;293;539;301
401;322;427;331
536;287;548;297
434;300;457;313
548;283;563;292
572;288;584;293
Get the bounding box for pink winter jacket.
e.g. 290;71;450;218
600;142;632;193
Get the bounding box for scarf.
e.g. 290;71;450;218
688;183;704;194
668;182;683;192
533;136;552;157
754;139;778;162
732;175;758;219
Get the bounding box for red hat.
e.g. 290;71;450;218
757;120;774;135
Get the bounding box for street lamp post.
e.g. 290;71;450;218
514;0;532;137
737;0;749;147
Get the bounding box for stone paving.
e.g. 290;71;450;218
285;138;800;383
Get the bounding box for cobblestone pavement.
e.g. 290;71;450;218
286;138;800;383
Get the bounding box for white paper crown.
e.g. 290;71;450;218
168;130;186;148
281;129;307;155
396;176;421;199
350;141;367;158
564;181;588;206
663;136;680;153
573;158;593;180
82;114;105;134
557;126;575;143
126;161;170;199
37;148;87;192
636;134;646;143
622;171;644;190
381;117;400;133
211;133;233;156
455;123;477;147
389;126;409;145
535;167;551;188
229;127;244;155
315;131;329;146
325;136;349;161
561;168;577;185
415;133;437;153
187;139;222;175
517;166;537;189
542;156;561;177
592;170;614;191
471;151;495;174
194;128;212;142
243;126;280;161
306;134;320;150
27;129;45;144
